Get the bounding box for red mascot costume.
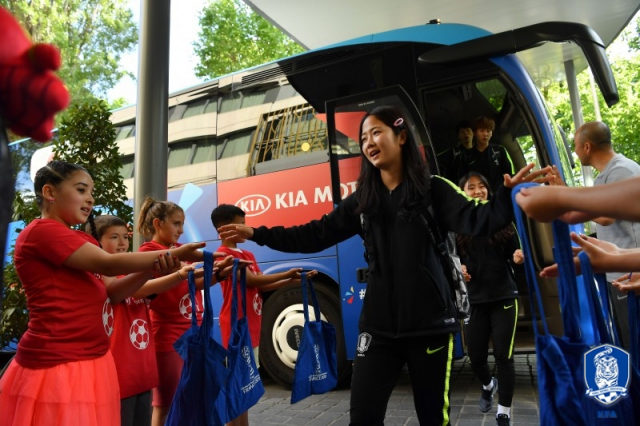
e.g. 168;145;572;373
0;6;70;142
0;5;69;264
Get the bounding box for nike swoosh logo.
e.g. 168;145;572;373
617;295;628;300
504;305;514;310
427;346;444;354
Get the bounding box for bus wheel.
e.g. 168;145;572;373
259;280;352;388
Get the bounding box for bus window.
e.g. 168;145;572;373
246;103;329;176
192;137;218;164
475;79;508;112
120;154;134;179
115;124;134;141
182;97;210;119
168;141;195;168
220;130;253;159
219;91;243;114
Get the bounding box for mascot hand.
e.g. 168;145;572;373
0;6;70;142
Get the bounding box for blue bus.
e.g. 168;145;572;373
16;21;616;386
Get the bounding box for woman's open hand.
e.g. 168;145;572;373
503;163;554;189
217;224;254;242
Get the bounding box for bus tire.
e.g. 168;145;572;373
259;280;352;388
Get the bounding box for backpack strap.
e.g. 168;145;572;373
360;213;378;273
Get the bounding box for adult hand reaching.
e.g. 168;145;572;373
217;224;254;242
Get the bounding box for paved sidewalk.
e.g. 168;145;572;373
250;354;539;425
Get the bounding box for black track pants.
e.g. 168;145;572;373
464;299;518;407
350;333;455;426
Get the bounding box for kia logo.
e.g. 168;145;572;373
235;194;271;217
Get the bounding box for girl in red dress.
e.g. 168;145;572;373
0;161;205;426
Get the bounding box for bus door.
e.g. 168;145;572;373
323;86;441;360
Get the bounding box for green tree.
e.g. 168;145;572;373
543;54;640;168
1;100;132;347
193;0;304;79
1;0;138;105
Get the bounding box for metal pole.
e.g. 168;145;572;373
133;0;171;249
588;68;602;122
564;59;594;187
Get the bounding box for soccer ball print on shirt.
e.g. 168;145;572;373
129;318;150;350
102;298;114;336
178;292;203;319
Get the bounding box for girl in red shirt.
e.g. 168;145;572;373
136;197;206;426
0;161;205;426
87;215;207;426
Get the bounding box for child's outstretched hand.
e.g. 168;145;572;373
540;233;621;278
213;255;253;282
290;269;318;285
151;253;181;277
171;242;206;262
612;272;640;295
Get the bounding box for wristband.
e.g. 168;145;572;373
176;270;185;281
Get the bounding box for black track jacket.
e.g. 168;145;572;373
251;176;514;339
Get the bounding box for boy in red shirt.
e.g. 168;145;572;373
211;204;315;426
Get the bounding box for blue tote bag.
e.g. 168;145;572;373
166;250;230;426
512;183;639;424
291;272;338;403
213;258;265;424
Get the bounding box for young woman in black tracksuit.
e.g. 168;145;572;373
457;171;523;426
218;106;551;426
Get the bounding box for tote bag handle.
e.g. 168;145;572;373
578;251;620;345
511;183;550;337
187;250;214;340
629;292;640;367
512;183;611;346
301;272;321;323
229;258;248;343
551;220;596;343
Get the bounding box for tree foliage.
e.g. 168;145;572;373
193;0;304;79
1;0;138;107
2;100;131;347
542;50;640;172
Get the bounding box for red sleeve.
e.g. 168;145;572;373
18;219;98;266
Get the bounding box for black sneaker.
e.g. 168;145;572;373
479;377;498;412
496;414;511;426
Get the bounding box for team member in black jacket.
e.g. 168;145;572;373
457;172;524;426
218;106;551;426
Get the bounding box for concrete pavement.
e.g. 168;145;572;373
250;354;540;425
